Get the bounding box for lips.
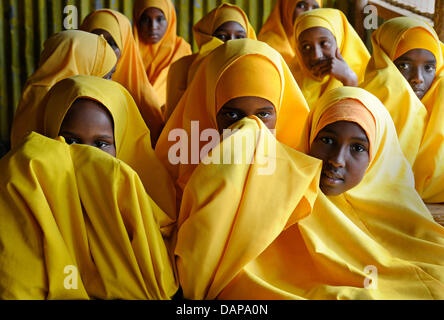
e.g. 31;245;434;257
321;169;344;186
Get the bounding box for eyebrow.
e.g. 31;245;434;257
222;106;275;112
59;131;114;141
320;129;369;143
396;57;437;64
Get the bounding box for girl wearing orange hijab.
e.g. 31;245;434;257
288;8;371;109
258;0;323;63
361;17;444;203
155;39;310;195
80;9;164;145
10;30;117;148
165;3;256;121
133;0;192;107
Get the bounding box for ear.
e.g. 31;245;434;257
335;47;344;61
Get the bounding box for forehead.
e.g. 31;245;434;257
221;96;275;111
215;21;246;33
299;26;335;41
319;121;368;140
396;48;436;62
297;0;320;6
142;7;165;18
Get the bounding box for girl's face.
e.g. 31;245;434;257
216;96;277;133
138;7;168;44
298;27;337;77
59;98;116;157
394;48;437;100
309;121;370;196
213;21;247;42
293;0;320;21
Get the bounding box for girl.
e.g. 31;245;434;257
361;17;444;203
133;0;192;107
165;3;256;121
258;0;323;63
80;9;164;146
10;30;117;148
289;8;370;108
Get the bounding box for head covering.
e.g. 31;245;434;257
0;132;178;299
80;9;164;144
164;3;257;122
258;0;323;63
190;86;444;300
155;38;310;192
42;75;177;228
10;30;117;148
289;8;371;108
133;0;192;105
361;17;444;202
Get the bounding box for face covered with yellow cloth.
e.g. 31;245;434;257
361;17;444;203
289;8;370;108
209;87;444;300
80;9;164;145
155;38;310;193
0;132;178;299
42;75;177;229
10;30;117;148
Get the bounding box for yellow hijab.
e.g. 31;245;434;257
10;30;117;148
80;9;164;145
289;8;371;108
0;132;178;299
165;3;257;121
175;116;322;299
361;17;444;203
214;87;444;299
42;75;177;230
155;38;310;192
258;0;323;63
133;0;192;106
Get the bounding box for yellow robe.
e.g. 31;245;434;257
0;133;178;299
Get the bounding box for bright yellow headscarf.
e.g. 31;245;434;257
361;17;444;203
175;116;322;299
80;9;164;145
165;3;257;122
0;132;178;299
133;0;192;106
289;8;371;108
42;75;177;230
155;38;310;193
215;87;444;300
258;0;323;63
10;30;117;148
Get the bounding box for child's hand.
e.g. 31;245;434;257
329;48;358;87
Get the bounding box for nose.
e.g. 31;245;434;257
327;146;346;168
410;66;424;85
311;45;323;60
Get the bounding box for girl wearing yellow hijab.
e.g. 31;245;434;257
155;38;311;194
289;8;371;108
133;0;192;107
80;9;164;146
176;86;444;300
165;3;256;121
258;0;323;64
42;75;177;230
361;17;444;203
10;30;117;148
0;132;178;299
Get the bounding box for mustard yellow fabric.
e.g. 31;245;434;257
175;116;322;299
42;75;177;229
10;30;117;148
361;17;444;203
133;0;192;106
155;39;310;193
258;0;323;63
289;8;371;108
214;86;444;300
165;3;256;122
80;9;164;144
0;132;178;299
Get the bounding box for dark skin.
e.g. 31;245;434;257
59;98;116;157
298;27;358;86
212;21;247;42
91;29;120;80
393;48;437;100
216;96;277;134
309;121;370;196
138;7;168;44
293;0;320;21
